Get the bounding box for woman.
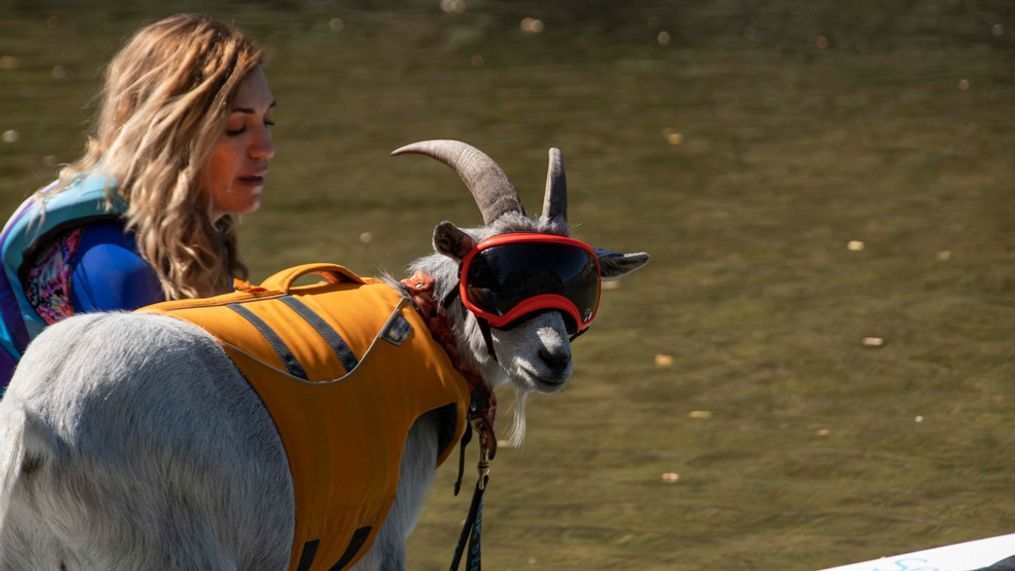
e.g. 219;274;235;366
0;14;274;386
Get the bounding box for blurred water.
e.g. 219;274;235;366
2;1;1015;569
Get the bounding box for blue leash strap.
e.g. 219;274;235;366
450;392;496;571
449;476;487;571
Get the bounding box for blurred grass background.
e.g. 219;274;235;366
2;1;1015;568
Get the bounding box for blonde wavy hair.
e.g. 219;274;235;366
55;14;262;299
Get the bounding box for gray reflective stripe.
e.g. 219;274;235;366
279;296;359;374
227;303;307;379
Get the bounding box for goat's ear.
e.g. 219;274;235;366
433;221;476;261
0;400;61;495
595;248;650;279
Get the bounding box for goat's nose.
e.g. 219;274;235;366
539;346;571;375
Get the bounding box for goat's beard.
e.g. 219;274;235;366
503;387;529;448
454;305;530;447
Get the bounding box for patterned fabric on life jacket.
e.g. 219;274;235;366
0;172;125;360
24;227;83;325
142;263;471;571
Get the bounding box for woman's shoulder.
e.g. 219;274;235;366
71;220;164;311
76;218;137;252
25;219;163;318
72;220;154;287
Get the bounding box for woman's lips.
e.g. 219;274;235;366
237;174;265;186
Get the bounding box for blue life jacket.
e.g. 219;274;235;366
0;171;126;361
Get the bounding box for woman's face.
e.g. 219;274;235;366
205;65;275;219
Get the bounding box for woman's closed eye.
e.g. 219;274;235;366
225;119;273;137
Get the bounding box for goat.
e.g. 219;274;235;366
0;140;648;570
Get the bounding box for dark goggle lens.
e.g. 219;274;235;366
465;242;599;326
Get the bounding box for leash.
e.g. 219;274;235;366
401;271;497;571
449;401;495;571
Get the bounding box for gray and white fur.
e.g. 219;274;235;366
0;140;648;570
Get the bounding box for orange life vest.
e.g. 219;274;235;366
142;263;470;571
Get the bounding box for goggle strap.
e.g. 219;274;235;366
441;281;461;310
569;324;590;342
477;318;498;363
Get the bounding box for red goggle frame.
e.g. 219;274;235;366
458;233;602;337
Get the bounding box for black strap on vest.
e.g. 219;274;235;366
295;526;372;571
453;422;473;496
330;526;372;571
295;539;319;571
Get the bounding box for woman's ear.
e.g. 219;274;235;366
432;221;476;261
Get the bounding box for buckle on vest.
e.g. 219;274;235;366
381;312;413;346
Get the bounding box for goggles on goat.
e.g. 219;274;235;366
459;233;601;337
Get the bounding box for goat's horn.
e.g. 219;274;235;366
541;147;567;223
392;140;524;225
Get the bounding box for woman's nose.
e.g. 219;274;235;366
250;126;275;160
